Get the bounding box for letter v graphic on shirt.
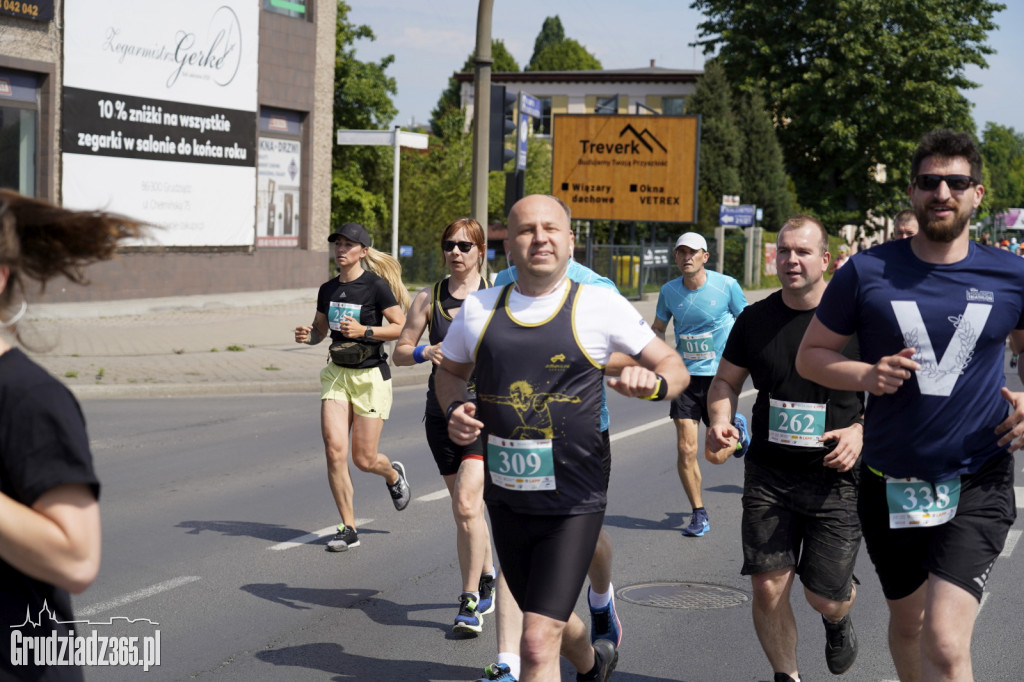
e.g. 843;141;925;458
891;301;991;397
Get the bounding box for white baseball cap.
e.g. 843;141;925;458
674;232;708;252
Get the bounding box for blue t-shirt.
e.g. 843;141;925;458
493;260;617;431
655;269;747;375
816;239;1024;480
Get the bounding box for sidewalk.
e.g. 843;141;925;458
21;287;775;400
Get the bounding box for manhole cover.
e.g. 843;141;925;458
618;582;750;610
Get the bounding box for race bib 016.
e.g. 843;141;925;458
677;332;715;361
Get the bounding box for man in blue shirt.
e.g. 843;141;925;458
797;129;1024;681
653;232;749;537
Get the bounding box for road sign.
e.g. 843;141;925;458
552;114;700;222
643;246;670;266
722;195;740;207
516;114;530;170
520;92;542;119
719;204;756;226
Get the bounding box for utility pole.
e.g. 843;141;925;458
471;0;494;275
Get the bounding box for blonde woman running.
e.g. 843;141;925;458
295;222;412;552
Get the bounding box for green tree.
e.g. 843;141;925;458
735;88;797;230
332;1;397;236
980;123;1024;217
430;40;520;136
690;0;1005;228
527;39;602;72
685;60;743;234
529;16;566;67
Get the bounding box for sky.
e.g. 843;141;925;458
346;0;1024;136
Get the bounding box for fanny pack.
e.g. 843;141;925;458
329;341;379;367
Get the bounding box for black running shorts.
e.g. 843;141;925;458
669;375;713;425
741;459;862;601
487;505;604;622
423;410;483;477
858;451;1016;602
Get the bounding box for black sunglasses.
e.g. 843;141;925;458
912;174;978;191
442;240;475;253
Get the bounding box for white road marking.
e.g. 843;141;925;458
418;488;451;503
1015;487;1024;508
1001;529;1022;558
77;576;201;618
269;519;372;551
609;388;755;444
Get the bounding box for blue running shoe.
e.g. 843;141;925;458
477;573;496;615
476;662;516;681
734;413;751;459
682;508;710;537
453;593;482;635
588;585;622;646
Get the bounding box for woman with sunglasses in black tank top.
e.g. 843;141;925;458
394;217;496;635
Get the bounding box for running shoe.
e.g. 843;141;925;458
823;614;858;674
387;461;411;511
475;662;516;681
577;638;618;682
326;524;359;552
453;593;483;635
478;573;496;615
774;675;798;682
588;585;622;646
734;413;751;459
682;508;710;537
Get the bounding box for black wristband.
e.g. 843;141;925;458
640;374;668;401
446;400;466;422
852;417;865;427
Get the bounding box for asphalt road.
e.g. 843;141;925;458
72;378;1024;681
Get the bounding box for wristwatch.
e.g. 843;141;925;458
364;326;374;339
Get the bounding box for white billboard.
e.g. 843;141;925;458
61;0;259;247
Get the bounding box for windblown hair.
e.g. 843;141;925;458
363;247;411;311
0;189;147;333
911;129;983;182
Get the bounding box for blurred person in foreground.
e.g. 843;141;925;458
0;189;145;680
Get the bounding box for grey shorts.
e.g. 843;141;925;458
741;459;862;601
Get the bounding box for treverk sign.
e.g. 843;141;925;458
552;114;699;222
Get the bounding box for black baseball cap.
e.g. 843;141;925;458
328;222;372;247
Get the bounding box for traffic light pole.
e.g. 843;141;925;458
471;0;494;275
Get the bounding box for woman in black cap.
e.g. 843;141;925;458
394;217;495;635
0;189;145;681
294;222;412;552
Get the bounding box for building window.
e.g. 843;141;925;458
262;0;310;19
662;96;685;115
533;97;552;136
594;95;618;114
0;69;39;196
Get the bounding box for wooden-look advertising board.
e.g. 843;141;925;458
551;114;699;222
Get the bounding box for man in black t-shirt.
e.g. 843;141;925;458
706;216;865;682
